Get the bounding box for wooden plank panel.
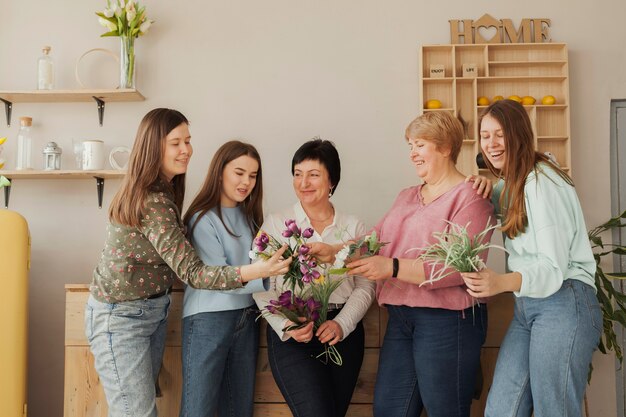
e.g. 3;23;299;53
63;347;107;417
65;291;90;346
484;293;514;347
64;347;184;417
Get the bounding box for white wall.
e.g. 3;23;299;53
0;1;622;416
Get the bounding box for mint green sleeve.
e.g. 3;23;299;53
513;175;573;297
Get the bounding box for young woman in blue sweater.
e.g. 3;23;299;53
462;99;601;417
179;140;266;417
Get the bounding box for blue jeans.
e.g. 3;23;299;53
267;310;365;417
373;304;487;417
179;306;259;417
85;294;171;417
485;279;602;417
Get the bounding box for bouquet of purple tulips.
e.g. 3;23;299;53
265;290;321;332
252;218;345;365
251;219;321;292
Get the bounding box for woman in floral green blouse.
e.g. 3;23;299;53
85;108;291;417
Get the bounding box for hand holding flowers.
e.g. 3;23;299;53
461;268;522;298
251;220;319;292
418;219;502;286
241;244;292;282
345;255;394;281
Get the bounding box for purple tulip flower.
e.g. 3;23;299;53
302;228;314;239
287;222;301;237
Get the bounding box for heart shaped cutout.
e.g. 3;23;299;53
476;25;499;43
109;146;130;170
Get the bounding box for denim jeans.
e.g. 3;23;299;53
85;294;171;417
267;310;365;417
485;279;602;417
179;306;259;417
373;304;487;417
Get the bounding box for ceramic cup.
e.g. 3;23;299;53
109;146;131;170
82;140;105;170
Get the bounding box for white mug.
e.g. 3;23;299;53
109;146;130;170
82;140;105;170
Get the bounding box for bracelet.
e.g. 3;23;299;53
392;258;399;278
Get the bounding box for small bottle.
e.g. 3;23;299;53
16;117;33;170
37;46;54;90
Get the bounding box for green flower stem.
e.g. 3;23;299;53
121;36;135;89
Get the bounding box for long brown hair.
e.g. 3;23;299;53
478;99;572;238
183;140;263;237
109;108;190;227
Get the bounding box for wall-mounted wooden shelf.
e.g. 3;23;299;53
0;89;145;127
420;43;571;178
1;169;126;209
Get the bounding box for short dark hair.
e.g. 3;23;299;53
291;139;341;196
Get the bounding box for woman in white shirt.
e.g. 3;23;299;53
253;139;375;417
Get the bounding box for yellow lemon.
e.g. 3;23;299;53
0;137;6;145
521;96;536;105
0;160;4;169
541;95;556;105
425;99;442;109
508;95;522;103
492;95;504;102
477;96;490;106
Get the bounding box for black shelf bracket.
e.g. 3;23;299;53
3;185;10;208
95;177;105;208
0;98;13;127
3;177;107;208
92;96;105;126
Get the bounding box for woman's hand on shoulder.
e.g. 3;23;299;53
346;255;392;281
285;319;314;343
465;174;493;199
316;319;343;346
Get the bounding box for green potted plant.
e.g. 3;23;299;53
588;210;626;369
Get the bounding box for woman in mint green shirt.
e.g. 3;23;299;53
462;99;601;417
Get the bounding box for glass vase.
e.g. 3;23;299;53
119;36;135;89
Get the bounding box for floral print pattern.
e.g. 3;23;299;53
91;181;242;302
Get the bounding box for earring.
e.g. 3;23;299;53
329;186;334;198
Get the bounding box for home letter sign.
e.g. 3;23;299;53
449;14;551;44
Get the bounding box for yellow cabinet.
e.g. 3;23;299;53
0;210;30;417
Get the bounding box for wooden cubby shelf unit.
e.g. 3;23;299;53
0;89;145;127
419;43;571;176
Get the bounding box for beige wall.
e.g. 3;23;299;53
1;1;622;416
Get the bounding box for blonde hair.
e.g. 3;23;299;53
405;111;464;163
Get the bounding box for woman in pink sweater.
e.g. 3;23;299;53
311;111;494;417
